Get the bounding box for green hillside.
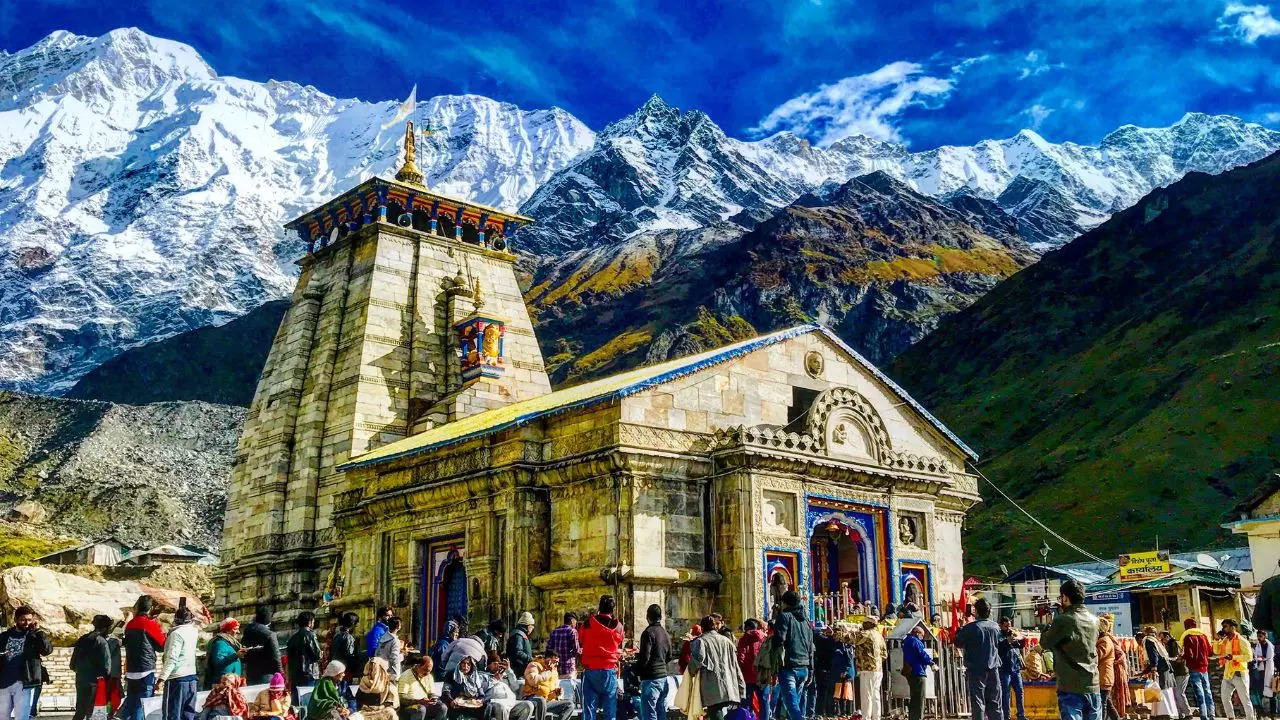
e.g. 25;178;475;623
890;153;1280;574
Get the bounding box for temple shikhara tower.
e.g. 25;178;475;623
216;124;983;642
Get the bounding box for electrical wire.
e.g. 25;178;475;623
966;461;1117;568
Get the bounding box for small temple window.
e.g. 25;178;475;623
460;222;481;245
386;201;406;224
789;387;820;427
436;215;456;238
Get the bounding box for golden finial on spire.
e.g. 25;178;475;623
395;120;425;186
473;277;485;308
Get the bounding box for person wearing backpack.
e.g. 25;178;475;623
1161;630;1191;719
70;616;113;720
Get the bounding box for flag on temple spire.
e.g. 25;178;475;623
381;84;417;130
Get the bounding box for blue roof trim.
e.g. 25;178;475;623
812;327;979;460
339;324;819;470
340;322;977;470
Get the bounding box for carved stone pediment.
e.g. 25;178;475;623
709;385;954;480
806;386;892;462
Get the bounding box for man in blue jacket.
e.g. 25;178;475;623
366;606;395;661
902;625;935;720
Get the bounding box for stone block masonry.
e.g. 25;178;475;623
216;200;550;616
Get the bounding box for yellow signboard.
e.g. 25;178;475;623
1118;550;1172;581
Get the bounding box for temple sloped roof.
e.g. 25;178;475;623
339;323;977;471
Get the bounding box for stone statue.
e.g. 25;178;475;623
898;516;917;546
833;422;848;444
762;493;794;535
769;571;788;613
482;323;501;362
904;582;921;609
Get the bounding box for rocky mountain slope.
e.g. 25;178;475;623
0;28;594;394
0;391;242;549
56;155;1280;572
519;95;1280;255
72;171;1037;399
890;151;1280;572
530;171;1038;384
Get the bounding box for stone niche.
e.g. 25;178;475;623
896;511;927;549
761;489;798;537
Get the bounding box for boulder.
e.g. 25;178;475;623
0;566;211;643
8;501;47;525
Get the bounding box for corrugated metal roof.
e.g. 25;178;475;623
1057;547;1251;580
34;538;125;562
340;323;977;471
1002;564;1110;585
1087;566;1242;594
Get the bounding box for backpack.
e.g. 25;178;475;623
754;635;785;685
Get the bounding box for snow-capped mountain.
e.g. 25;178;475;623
0;28;594;393
3;28;1278;395
519;96;1280;254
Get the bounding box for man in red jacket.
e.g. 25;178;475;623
121;597;166;720
580;595;625;720
737;619;770;720
1180;618;1214;720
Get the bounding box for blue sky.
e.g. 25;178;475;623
1;0;1277;148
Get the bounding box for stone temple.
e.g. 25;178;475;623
215;124;982;642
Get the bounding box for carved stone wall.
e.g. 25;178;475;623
237;306;978;640
217;220;552;616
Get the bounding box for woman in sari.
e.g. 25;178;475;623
307;661;351;720
198;673;248;720
356;657;398;720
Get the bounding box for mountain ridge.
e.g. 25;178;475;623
0;28;595;393
889;151;1280;571
3;27;1279;395
518;96;1280;255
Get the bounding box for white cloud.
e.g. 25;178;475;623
1018;50;1062;79
1265;111;1280;123
1219;3;1280;43
1020;104;1054;129
951;54;994;74
751;61;955;146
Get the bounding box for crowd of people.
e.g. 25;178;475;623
952;580;1278;720
0;583;1272;720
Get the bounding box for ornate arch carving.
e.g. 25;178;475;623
805;386;892;462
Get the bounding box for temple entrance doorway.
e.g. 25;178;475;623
809;515;874;621
419;537;466;649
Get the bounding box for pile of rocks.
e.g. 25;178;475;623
0;392;244;550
